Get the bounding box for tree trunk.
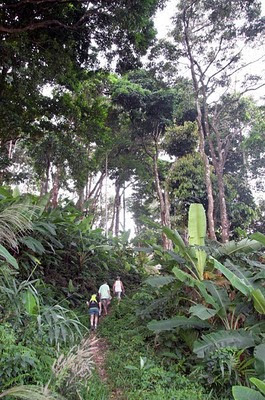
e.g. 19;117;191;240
114;180;121;236
153;154;172;250
51;166;60;208
215;166;230;242
196;101;217;240
123;186;126;231
76;186;85;212
40;159;50;196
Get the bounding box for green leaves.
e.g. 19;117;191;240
189;305;217;320
145;275;176;288
0;244;18;269
254;344;265;379
211;257;265;314
21;289;39;316
211;257;251;296
193;330;256;359
232;386;265;400
147;316;210;333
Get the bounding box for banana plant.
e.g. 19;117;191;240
163;203;207;280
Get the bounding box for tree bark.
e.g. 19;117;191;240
153;153;172;250
76;186;85;212
215;166;230;242
51;166;60;208
40;158;50;196
114;180;121;237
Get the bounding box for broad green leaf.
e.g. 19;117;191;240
188;204;207;280
254;343;265;379
204;281;230;316
163;227;186;252
250;378;265;396
147;316;210;333
195;281;219;309
0;244;18;269
251;232;265;246
19;236;45;255
211;257;251;296
172;266;196;286
188;204;206;246
167;250;186;264
189;304;217;320
145;275;175;288
252;289;265;315
22;289;39;315
193;330;256;358
224;259;254;287
220;238;262;255
232;386;265;400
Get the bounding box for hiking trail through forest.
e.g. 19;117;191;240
89;313;124;400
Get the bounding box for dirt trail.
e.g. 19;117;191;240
90;332;109;382
90;327;124;399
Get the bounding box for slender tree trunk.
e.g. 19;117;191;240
153;154;172;250
76;186;85;211
196;103;217;240
215;166;230;242
123;186;126;231
105;154;108;238
114;181;121;236
40;159;50;196
208;121;231;242
51;166;60;208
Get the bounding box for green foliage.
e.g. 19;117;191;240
193;330;256;359
99;300;211;400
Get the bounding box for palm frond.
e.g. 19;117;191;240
0;204;36;249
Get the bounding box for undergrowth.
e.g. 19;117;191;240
98;298;217;400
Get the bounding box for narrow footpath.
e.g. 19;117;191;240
90;321;124;399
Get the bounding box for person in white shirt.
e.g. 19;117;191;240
98;282;111;315
113;276;125;303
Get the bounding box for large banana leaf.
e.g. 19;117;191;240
0;244;18;269
172;267;218;308
224;259;255;287
188;204;207;280
147;316;210;333
220;238;262;256
163;227;196;264
189;304;217;320
188;204;206;246
193;330;256;358
251;232;265;246
232;386;265;400
204;281;230;317
210;257;251;296
145;275;176;288
172;266;196;285
252;289;265;315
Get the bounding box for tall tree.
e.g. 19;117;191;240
112;71;195;248
171;0;264;242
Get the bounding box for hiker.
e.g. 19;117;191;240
113;276;125;303
87;294;100;331
98;281;111;315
